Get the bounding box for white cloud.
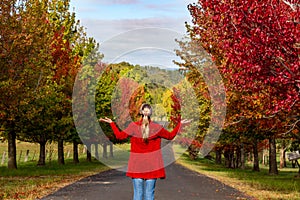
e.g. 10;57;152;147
80;21;186;67
80;17;188;42
143;3;184;13
70;0;194;67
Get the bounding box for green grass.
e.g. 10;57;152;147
2;142;300;200
0;141;112;200
0;157;109;200
176;153;300;200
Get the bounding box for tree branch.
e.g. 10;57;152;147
281;0;298;11
282;119;300;136
34;70;43;93
224;117;245;127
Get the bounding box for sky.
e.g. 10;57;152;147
69;0;195;68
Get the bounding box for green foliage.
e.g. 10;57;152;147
95;63;186;142
17;81;67;143
0;0;102;168
0;0;52;126
173;34;214;159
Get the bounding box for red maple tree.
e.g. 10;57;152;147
189;0;299;115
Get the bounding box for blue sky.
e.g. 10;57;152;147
69;0;195;68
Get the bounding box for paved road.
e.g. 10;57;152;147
41;163;254;200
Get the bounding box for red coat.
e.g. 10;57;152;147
110;120;181;179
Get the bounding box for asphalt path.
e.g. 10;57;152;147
41;163;255;200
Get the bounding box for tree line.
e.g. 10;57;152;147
0;0;102;168
173;0;299;175
1;0;299;178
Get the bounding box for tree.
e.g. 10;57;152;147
18;82;66;165
112;77;139;127
189;0;299;113
174;33;228;160
0;0;52;169
48;0;84;165
188;0;299;174
0;0;100;167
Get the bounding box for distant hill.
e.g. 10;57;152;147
128;65;185;88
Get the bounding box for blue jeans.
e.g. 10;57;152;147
132;178;157;200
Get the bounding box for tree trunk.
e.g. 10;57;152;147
57;139;65;165
262;149;268;166
292;160;296;168
297;162;300;178
235;146;241;168
247;151;253;164
109;143;114;158
103;143;108;159
232;149;236;168
224;149;230;168
86;144;92;162
188;144;199;160
8;130;17;169
73;140;79;164
37;141;46;166
253;139;260;172
224;148;234;168
279;141;286;168
215;148;222;164
94;144;99;160
269;137;278;175
240;144;246;169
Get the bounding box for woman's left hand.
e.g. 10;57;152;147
181;119;192;125
99;117;113;123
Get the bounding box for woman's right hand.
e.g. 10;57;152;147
99;117;113;123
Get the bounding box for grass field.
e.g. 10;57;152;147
0;141;86;165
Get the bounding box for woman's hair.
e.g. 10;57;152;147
141;117;150;142
140;103;152;117
140;103;151;142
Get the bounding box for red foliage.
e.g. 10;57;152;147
189;0;299;114
112;78;139;127
175;137;202;149
169;87;182;127
51;27;79;85
128;85;147;121
258;139;269;151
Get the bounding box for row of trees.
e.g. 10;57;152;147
0;0;185;169
0;0;101;169
173;0;299;175
1;0;298;177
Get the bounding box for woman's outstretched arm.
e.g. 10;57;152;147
158;119;192;140
99;117;130;140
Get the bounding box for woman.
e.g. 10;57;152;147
99;103;190;200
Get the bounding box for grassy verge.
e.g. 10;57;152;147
176;153;300;200
0;141;112;200
0;158;109;200
2;141;300;200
